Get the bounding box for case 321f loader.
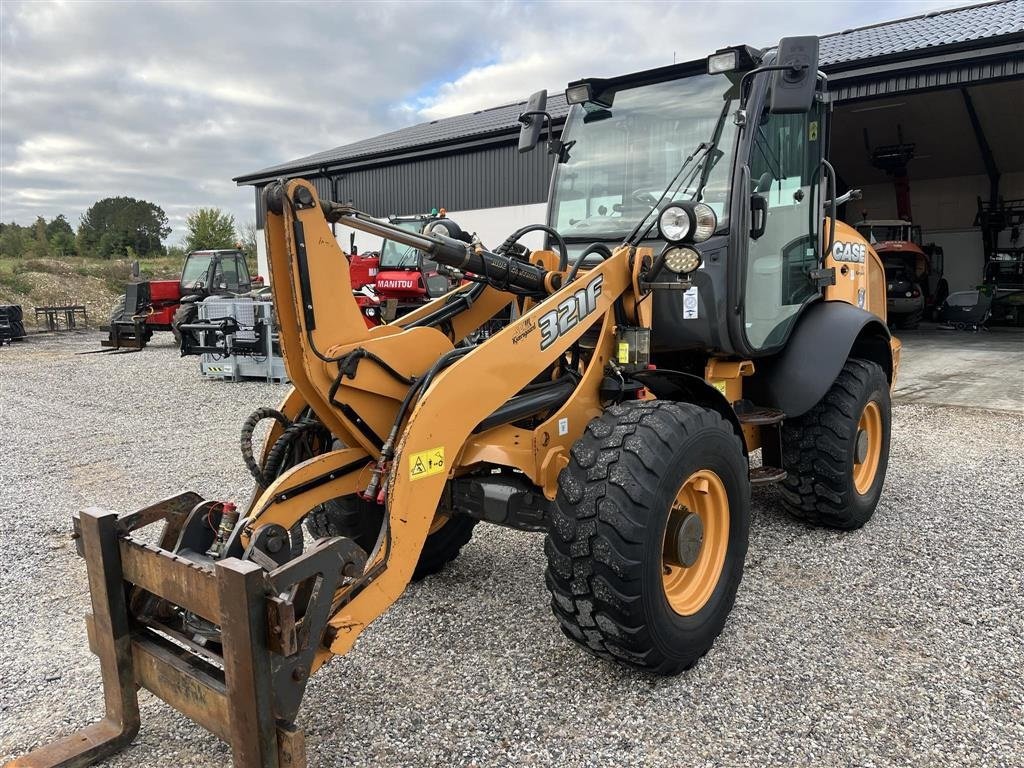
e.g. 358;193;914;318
15;37;900;768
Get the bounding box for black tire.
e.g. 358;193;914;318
108;296;126;335
544;401;750;676
305;496;477;581
779;358;891;530
171;301;199;348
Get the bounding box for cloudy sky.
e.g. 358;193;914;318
1;0;958;244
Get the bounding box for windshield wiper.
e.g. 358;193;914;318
624;141;712;246
624;98;734;247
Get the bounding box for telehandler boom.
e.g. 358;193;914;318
14;36;900;768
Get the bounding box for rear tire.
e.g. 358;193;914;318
779;358;891;529
545;401;750;675
171;301;199;349
108;296;126;336
305;496;476;580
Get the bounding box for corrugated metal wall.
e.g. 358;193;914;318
253;140;557;228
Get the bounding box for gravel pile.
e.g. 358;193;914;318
1;331;1022;767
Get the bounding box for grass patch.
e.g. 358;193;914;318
17;259;65;275
0;266;33;296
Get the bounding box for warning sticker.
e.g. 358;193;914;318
409;446;446;481
682;286;699;319
617;341;630;364
711;380;727;395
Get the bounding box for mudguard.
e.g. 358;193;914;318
631;368;746;451
746;300;892;418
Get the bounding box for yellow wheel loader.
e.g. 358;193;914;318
14;36;900;768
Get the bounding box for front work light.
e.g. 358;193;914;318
663;246;703;274
658;204;693;243
565;77;614;108
565;84;592;105
707;50;738;74
692;203;717;242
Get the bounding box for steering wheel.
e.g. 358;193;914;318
631;189;660;206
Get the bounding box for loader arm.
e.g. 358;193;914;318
248;179;635;659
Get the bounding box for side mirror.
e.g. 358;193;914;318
518;89;547;153
769;36;819;114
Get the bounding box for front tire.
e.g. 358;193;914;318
171;301;199;349
305;496;476;580
545;401;750;675
779;358;891;529
108;296;126;337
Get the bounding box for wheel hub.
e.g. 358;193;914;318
673;511;704;567
855;429;869;464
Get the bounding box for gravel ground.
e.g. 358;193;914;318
1;331;1022;767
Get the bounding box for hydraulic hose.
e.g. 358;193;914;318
320;201;556;295
240;407;292;486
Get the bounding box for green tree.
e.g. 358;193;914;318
29;216;50;257
77;197;171;259
46;214;76;257
239;219;258;275
184;207;236;252
0;223;29;258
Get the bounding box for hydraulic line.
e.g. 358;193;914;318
240;407;292;486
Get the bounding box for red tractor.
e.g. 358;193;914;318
352;213;461;325
105;249;255;350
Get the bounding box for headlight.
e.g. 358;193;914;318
663;246;702;274
658;205;692;243
428;222;451;238
365;307;376;316
692;203;717;242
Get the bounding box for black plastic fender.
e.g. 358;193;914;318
630;368;746;453
746;300;892;418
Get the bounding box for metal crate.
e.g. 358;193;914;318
196;297;289;383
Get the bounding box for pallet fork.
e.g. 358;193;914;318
13;493;364;768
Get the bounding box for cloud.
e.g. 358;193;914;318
411;0;959;120
1;0;957;243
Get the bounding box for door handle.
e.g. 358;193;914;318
750;194;767;240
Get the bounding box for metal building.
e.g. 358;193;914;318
235;0;1023;291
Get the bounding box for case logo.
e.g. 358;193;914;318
832;241;866;263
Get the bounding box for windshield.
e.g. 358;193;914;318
180;254;211;287
550;73;739;241
856;223;922;245
883;254;914;276
380;221;426;269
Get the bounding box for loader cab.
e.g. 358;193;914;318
180;249;252;296
541;39;830;358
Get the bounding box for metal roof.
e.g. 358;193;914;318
820;0;1022;67
235;0;1023;184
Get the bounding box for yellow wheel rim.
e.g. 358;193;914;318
428;512;449;536
853;401;882;495
661;469;729;616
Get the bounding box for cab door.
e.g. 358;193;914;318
742;98;825;351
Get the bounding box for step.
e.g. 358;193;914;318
750;466;787;485
735;405;786;426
